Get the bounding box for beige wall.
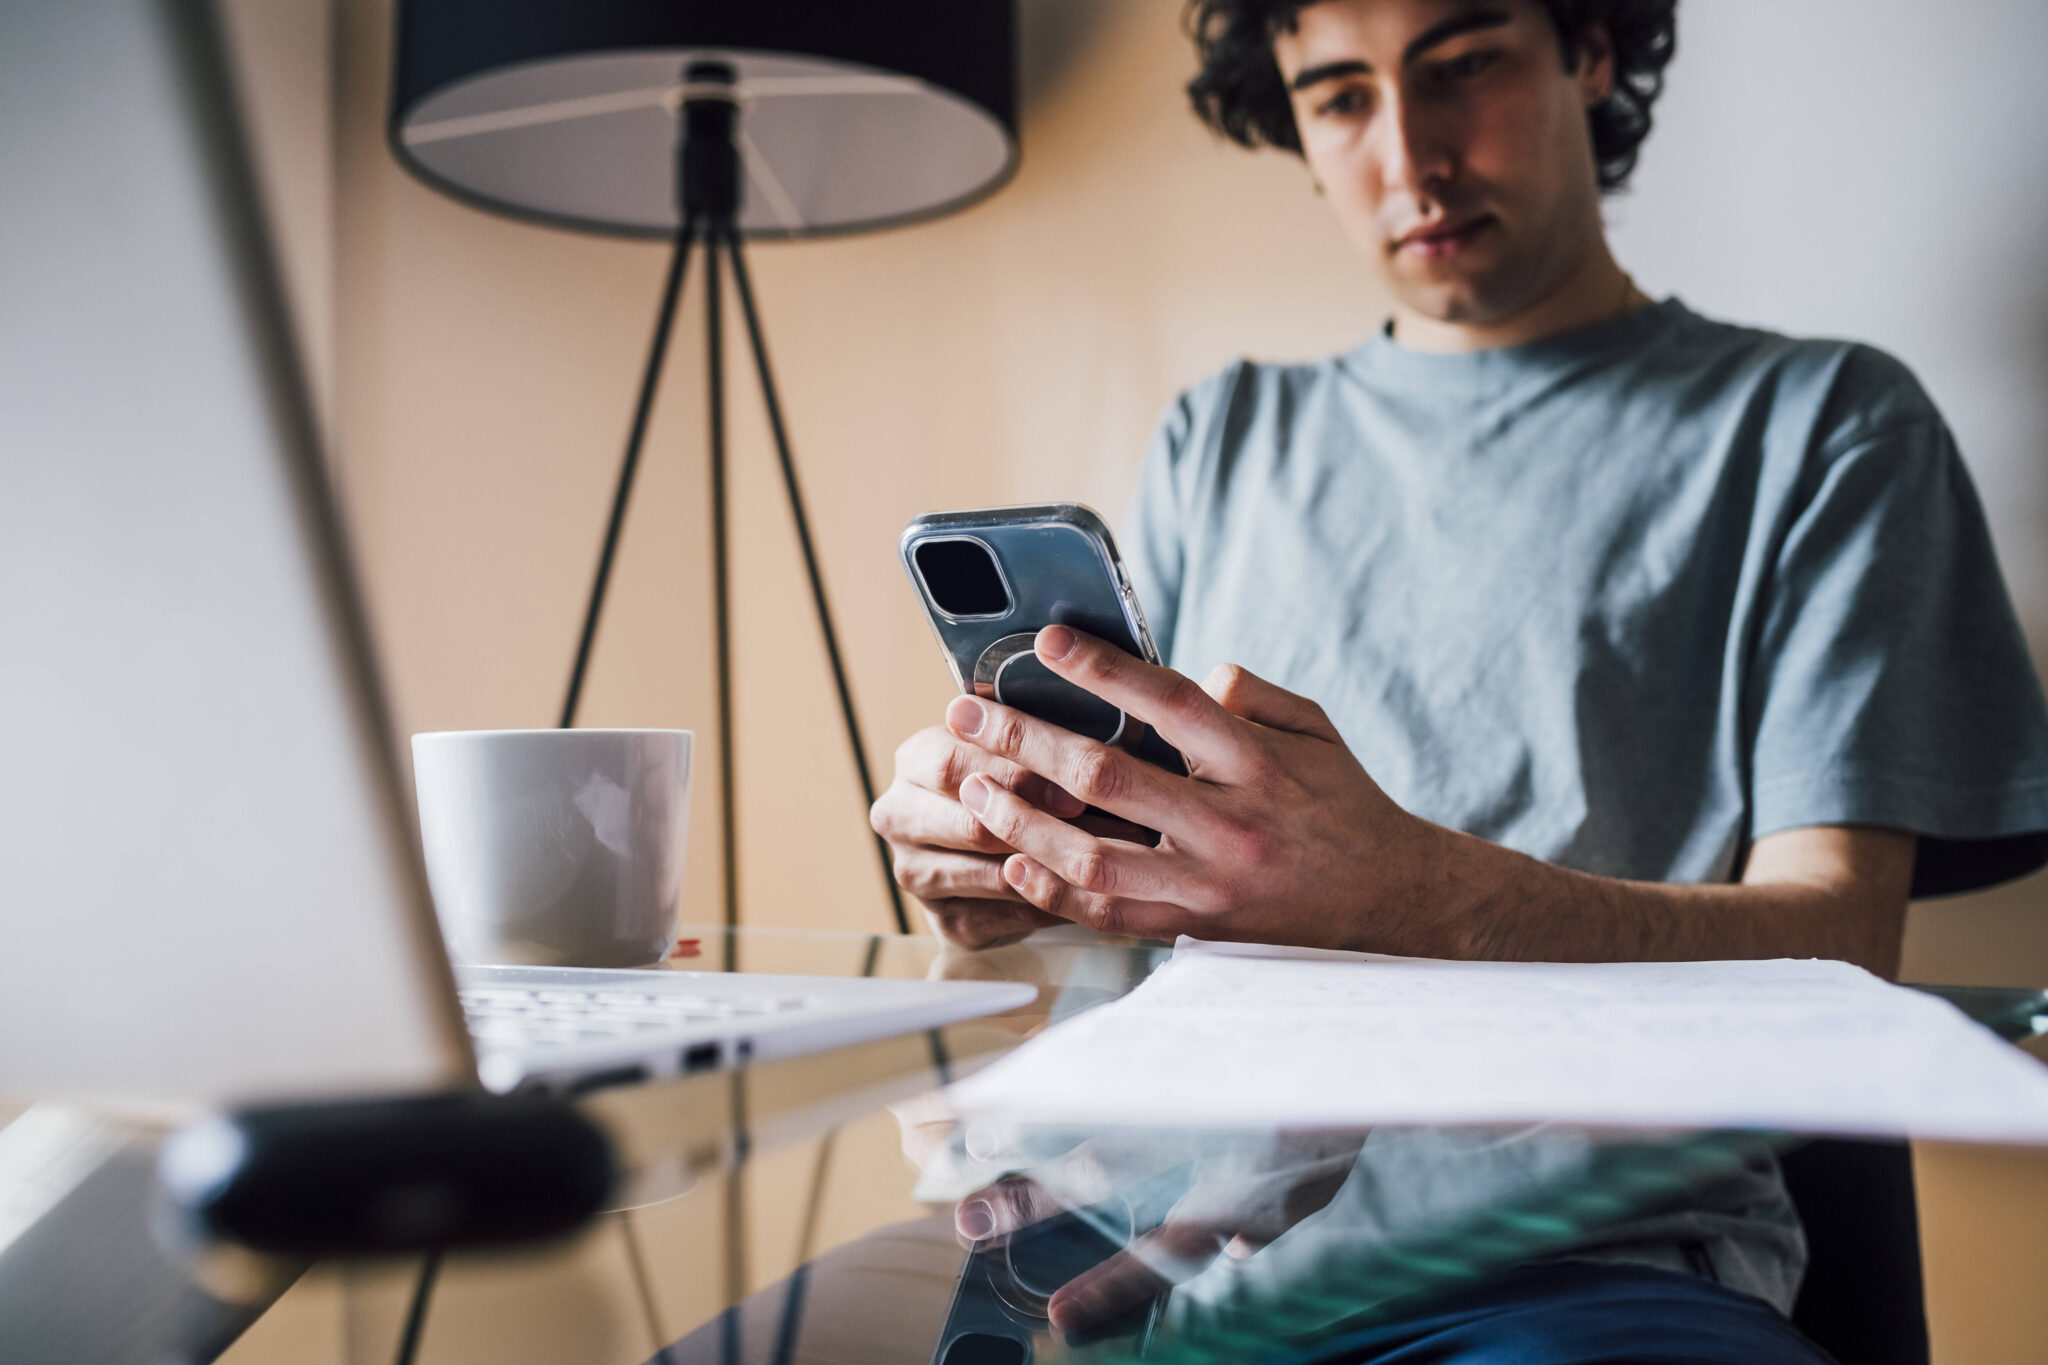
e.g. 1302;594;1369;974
326;0;2048;984
331;0;1381;941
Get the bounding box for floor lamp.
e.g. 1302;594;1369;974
388;2;1020;936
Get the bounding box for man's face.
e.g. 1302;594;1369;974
1274;0;1613;327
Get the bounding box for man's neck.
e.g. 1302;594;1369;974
1389;243;1646;355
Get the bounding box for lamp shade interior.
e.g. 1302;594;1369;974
390;2;1019;239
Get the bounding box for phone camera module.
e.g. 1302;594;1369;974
916;538;1011;617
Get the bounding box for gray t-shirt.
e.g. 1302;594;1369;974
1120;297;2048;1308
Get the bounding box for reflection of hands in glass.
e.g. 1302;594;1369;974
953;1132;1364;1335
890;947;1053;1175
925;941;1054;1037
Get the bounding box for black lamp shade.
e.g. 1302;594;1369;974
389;0;1019;239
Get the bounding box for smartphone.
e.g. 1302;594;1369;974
930;1202;1165;1365
900;504;1187;777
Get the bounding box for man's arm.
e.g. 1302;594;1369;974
948;625;1915;978
1426;822;1913;979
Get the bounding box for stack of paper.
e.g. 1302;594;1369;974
947;940;2048;1142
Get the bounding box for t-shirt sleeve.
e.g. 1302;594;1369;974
1746;413;2048;895
1120;392;1195;667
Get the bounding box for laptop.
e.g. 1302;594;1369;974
0;0;1032;1111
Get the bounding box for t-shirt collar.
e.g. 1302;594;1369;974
1344;295;1692;388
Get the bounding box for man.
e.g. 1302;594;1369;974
873;0;2048;1357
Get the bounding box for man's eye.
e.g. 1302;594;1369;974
1315;86;1370;117
1435;50;1500;82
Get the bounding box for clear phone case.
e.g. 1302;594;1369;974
900;504;1185;776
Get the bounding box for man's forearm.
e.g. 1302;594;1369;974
1386;824;1915;979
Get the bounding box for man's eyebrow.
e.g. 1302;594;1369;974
1286;7;1514;92
1290;59;1369;92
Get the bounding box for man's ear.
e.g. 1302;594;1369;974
1575;23;1615;106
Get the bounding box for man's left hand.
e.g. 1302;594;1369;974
948;624;1447;951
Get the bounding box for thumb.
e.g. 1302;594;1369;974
1201;664;1341;741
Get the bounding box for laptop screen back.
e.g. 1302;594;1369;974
0;0;471;1109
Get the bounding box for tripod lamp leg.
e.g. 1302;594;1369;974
723;235;912;936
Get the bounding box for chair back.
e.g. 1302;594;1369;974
1780;1139;1929;1365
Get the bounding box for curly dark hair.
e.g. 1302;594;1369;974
1185;0;1678;193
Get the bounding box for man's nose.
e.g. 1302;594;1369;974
1375;92;1456;205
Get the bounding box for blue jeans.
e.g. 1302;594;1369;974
1281;1263;1836;1365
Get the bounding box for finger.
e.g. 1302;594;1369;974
1015;771;1090;819
1032;627;1252;778
1202;662;1342;741
922;899;1062;951
955;1176;1071;1242
1046;1221;1226;1334
960;776;1181;906
1001;853;1188;942
872;781;1016;856
894;725;1061;804
894;849;1026;904
956;1145;1123;1242
948;694;1186;830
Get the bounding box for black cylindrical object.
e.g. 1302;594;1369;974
680;61;741;222
158;1092;617;1257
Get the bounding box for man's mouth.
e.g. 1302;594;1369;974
1390;214;1495;261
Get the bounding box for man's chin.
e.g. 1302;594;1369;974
1386;266;1542;332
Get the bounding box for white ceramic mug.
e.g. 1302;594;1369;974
411;729;693;968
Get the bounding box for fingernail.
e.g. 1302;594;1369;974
1037;624;1077;661
958;1199;994;1239
1004;855;1029;887
960;774;990;814
947;695;985;736
1048;1291;1099;1334
1048;785;1086;817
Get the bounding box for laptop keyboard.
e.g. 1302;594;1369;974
459;985;810;1050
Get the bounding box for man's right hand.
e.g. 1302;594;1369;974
870;724;1081;949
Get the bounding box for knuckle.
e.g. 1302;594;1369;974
989;1178;1039;1227
1080;642;1125;682
897;858;936;899
1079;897;1126;937
1221;825;1279;881
1068;747;1124;806
926;901;1000;949
987;710;1028;758
870;788;911;840
1071;849;1114;895
1023;866;1065;913
932;742;966;795
1162;675;1212;727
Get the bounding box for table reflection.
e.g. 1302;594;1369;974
7;925;2037;1365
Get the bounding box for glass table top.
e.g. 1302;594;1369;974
2;924;2043;1365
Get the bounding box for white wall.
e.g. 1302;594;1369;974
1607;0;2048;984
